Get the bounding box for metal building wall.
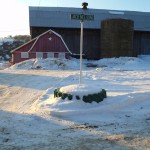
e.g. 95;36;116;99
30;27;101;59
133;31;150;55
30;26;150;59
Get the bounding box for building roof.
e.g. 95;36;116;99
29;6;150;31
11;29;71;54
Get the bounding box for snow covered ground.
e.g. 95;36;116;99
0;56;150;150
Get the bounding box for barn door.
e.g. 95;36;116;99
21;52;29;58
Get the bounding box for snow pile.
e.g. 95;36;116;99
6;55;150;71
0;55;150;149
96;56;150;70
59;83;102;96
0;61;10;69
36;83;150;122
8;58;79;70
37;86;106;119
32;56;150;121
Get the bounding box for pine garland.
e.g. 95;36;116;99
54;88;107;103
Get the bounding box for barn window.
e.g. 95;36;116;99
36;52;43;58
59;52;66;59
21;52;29;58
47;52;54;58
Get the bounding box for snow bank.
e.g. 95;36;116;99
37;86;150;122
6;55;150;71
96;56;150;70
7;58;79;70
33;56;150;121
0;61;10;69
59;83;102;96
0;55;150;149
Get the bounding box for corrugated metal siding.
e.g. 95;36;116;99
133;31;150;55
30;27;100;59
55;28;101;59
30;27;150;59
29;6;150;31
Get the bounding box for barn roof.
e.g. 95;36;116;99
29;6;150;31
11;29;71;54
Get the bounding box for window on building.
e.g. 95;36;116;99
36;52;43;58
59;52;66;59
47;52;54;58
21;52;29;58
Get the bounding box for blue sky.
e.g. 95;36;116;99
0;0;150;37
21;0;150;12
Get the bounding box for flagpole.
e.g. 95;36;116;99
79;20;84;85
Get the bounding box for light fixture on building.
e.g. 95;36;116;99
82;2;88;9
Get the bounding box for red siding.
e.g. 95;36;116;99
12;30;70;64
30;32;68;53
13;53;27;64
13;52;36;64
14;40;36;53
29;53;36;58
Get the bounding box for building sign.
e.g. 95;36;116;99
70;13;94;84
71;14;94;21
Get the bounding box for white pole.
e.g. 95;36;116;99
80;20;84;85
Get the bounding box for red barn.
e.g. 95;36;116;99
11;29;72;64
